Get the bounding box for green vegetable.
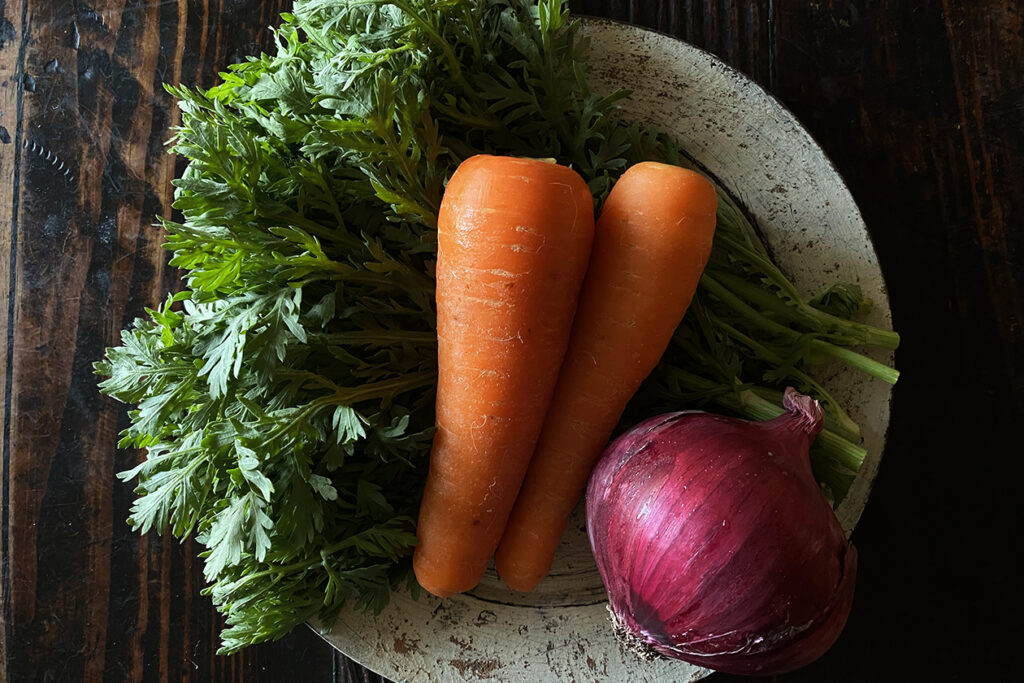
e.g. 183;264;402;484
95;0;899;652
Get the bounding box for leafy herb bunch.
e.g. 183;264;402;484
97;0;652;653
97;0;899;653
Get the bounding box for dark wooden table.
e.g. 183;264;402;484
2;1;1019;681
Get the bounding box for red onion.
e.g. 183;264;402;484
585;388;857;676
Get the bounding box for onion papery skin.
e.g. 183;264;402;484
585;390;857;676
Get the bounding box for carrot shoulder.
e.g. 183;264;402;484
413;155;595;598
494;161;718;592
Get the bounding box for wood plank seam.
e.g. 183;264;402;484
0;0;30;674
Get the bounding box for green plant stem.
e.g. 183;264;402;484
663;368;867;472
310;330;437;346
707;313;862;442
709;263;901;350
700;274;900;385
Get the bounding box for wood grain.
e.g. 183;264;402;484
758;2;1023;681
0;0;329;680
2;1;1020;681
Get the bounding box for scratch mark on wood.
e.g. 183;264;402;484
22;139;76;183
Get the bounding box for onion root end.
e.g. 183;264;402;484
607;604;664;662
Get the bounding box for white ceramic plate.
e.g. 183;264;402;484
318;18;894;683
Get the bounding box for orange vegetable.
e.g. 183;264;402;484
494;161;718;592
413;155;596;598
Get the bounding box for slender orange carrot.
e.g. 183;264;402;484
413;155;595;598
494;161;718;592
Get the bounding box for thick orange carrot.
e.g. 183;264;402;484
413;155;595;598
494;161;718;592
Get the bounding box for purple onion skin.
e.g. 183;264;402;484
586;389;857;676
